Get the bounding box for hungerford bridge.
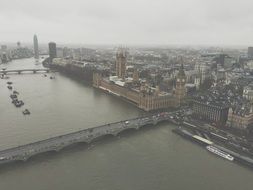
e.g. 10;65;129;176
0;112;177;165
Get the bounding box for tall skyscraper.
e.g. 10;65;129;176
17;41;21;48
33;34;39;59
115;48;127;80
48;42;57;62
248;47;253;58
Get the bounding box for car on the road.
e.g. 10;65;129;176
0;156;6;160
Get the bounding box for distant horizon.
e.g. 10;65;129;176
0;41;251;49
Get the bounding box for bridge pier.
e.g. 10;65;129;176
135;126;141;130
23;157;29;161
111;132;119;136
54;147;64;152
86;139;92;143
16;155;29;162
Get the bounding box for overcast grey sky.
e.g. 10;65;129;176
0;0;253;46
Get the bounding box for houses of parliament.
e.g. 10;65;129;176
93;49;186;111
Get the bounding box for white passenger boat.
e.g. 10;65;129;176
206;146;234;161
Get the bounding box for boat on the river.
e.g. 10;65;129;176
13;100;24;107
10;94;17;99
23;109;30;115
206;145;234;161
13;90;19;95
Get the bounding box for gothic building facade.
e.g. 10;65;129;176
115;48;127;80
175;64;186;105
93;51;186;111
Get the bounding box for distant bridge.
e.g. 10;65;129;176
0;69;55;75
0;112;177;165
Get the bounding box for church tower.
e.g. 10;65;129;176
175;64;186;105
116;48;127;80
133;68;139;82
194;67;202;90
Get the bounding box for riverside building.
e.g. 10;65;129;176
93;49;186;111
226;103;253;130
192;95;229;126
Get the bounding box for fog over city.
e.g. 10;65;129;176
1;0;253;46
2;0;253;188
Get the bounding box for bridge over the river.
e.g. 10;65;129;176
0;112;176;165
0;68;54;75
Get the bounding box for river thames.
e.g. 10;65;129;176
0;58;252;190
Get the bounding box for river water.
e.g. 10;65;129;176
0;58;252;190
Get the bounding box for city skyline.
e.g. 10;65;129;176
1;0;253;46
1;0;253;188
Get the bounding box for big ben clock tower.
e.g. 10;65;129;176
175;64;186;105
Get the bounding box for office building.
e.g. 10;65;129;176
48;42;57;62
248;47;253;58
33;34;39;59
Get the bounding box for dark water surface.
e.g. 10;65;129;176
0;58;252;190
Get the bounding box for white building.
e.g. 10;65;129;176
246;60;253;70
